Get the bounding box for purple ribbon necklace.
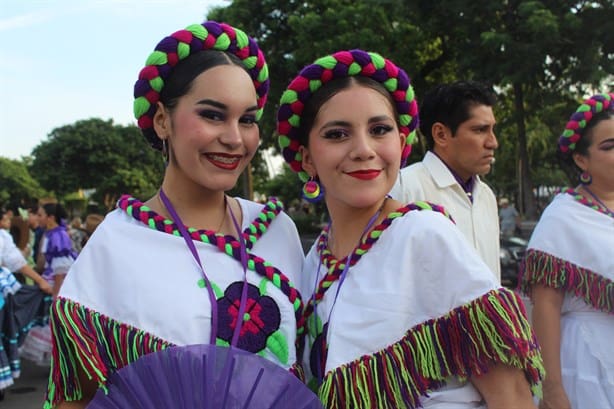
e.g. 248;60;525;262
159;189;249;347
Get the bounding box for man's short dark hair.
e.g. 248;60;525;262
419;81;497;150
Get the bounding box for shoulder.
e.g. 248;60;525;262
236;197;289;226
387;201;456;239
398;160;427;179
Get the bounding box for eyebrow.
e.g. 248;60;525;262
318;115;393;131
196;99;258;112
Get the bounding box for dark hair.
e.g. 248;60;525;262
297;76;399;146
42;202;68;224
558;109;614;181
419;81;497;150
142;51;247;148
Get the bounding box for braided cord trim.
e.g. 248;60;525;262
134;21;269;149
558;92;613;155
304;202;452;320
116;195;305;346
563;188;614;219
277;49;418;182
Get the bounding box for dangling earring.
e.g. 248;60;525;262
302;177;324;203
580;171;592;185
162;139;169;166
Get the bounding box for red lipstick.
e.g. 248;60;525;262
346;169;381;180
204;153;242;170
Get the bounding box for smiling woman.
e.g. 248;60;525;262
43;21;315;409
278;50;543;409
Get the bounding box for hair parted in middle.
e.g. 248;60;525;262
277;49;419;182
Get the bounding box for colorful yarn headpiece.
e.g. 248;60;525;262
558;92;613;156
277;49;419;182
134;21;269;150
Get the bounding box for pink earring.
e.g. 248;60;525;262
580;171;592;185
302;177;324;203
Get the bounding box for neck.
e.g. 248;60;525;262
146;174;233;233
580;182;614;210
325;197;391;259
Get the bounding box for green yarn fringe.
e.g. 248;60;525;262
44;297;173;408
318;288;543;409
519;249;613;314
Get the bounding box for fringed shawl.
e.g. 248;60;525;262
303;204;543;408
519;191;614;313
318;289;542;409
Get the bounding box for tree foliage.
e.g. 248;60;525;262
0;157;47;206
209;0;612;218
30;118;164;209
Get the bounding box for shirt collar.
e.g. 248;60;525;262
425;151;478;201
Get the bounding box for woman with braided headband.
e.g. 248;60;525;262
45;21;310;408
278;49;543;409
519;92;614;409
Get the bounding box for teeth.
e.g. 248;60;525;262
208;155;239;164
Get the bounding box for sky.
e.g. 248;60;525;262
1;0;229;160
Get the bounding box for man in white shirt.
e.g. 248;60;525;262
390;81;501;281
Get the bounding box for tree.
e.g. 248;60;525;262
211;0;613;215
0;157;47;206
30;118;164;209
409;0;613;218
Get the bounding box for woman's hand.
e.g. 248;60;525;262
37;279;53;295
539;382;571;409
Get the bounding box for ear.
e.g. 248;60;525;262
572;152;588;172
153;102;171;141
399;132;407;151
431;122;450;149
299;145;316;177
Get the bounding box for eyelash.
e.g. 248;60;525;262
198;110;258;126
322;124;393;140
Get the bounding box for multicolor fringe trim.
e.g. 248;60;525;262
318;288;543;409
44;298;172;408
519;249;613;314
44;297;307;408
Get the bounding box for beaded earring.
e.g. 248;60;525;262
580;171;592;185
302;177;324;203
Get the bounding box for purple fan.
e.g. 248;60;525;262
88;344;323;409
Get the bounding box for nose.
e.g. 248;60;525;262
219;121;243;149
486;130;498;150
349;131;376;160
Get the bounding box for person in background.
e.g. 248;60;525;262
499;197;520;237
389;81;501;281
0;210;10;231
80;213;104;249
278;49;542;408
519;92;614;409
0;207;50;293
45;21;306;409
68;217;87;254
36;203;77;299
0;206;52;391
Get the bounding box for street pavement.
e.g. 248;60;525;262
1;359;49;408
